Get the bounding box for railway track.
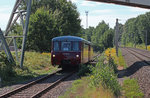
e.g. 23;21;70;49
0;69;76;98
121;47;150;97
122;47;150;65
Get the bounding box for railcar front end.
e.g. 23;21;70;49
51;36;94;69
51;36;81;68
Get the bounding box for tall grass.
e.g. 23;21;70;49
122;78;144;98
89;55;121;96
118;49;127;68
124;43;150;51
105;48;126;69
0;51;57;86
60;54;121;98
60;77;114;98
0;52;15;80
23;52;56;74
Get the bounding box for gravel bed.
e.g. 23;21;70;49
41;73;79;98
0;74;48;95
10;72;67;98
120;47;150;98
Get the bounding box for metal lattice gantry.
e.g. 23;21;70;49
0;0;32;68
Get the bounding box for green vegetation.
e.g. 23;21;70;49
118;49;127;68
125;43;150;51
90;56;121;96
82;21;114;52
121;12;150;47
105;48;126;69
122;78;144;98
77;64;92;76
60;54;121;97
0;52;16;84
11;0;81;52
60;77;114;98
0;52;57;86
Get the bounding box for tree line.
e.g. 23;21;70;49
11;0;81;52
82;21;114;52
11;0;115;53
10;0;150;52
121;12;150;47
82;12;150;51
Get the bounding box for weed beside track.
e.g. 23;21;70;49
0;51;57;87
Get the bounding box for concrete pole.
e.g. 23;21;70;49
85;11;88;29
115;19;119;57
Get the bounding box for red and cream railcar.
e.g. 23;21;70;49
51;36;94;68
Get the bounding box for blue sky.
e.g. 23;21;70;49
0;0;149;30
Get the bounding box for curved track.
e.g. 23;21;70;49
0;70;76;98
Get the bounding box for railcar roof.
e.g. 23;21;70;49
52;36;91;44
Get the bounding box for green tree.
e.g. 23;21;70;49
83;21;114;52
15;0;81;52
121;12;150;46
27;8;57;52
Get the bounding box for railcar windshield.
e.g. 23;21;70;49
61;42;71;51
61;41;79;51
53;41;79;52
54;42;59;51
73;42;79;51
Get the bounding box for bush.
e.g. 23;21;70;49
0;52;16;80
77;64;92;76
90;55;121;96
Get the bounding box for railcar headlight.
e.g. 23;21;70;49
53;55;55;57
76;55;79;58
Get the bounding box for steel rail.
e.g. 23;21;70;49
123;48;150;65
31;71;76;98
0;69;62;98
128;48;150;58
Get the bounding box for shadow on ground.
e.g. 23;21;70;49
117;60;150;78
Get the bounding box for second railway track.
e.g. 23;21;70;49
122;47;150;65
0;69;76;98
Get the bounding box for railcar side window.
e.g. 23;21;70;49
61;42;71;51
73;42;79;51
54;42;59;51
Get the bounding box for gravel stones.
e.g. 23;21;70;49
120;47;150;98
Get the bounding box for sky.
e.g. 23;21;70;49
0;0;150;30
